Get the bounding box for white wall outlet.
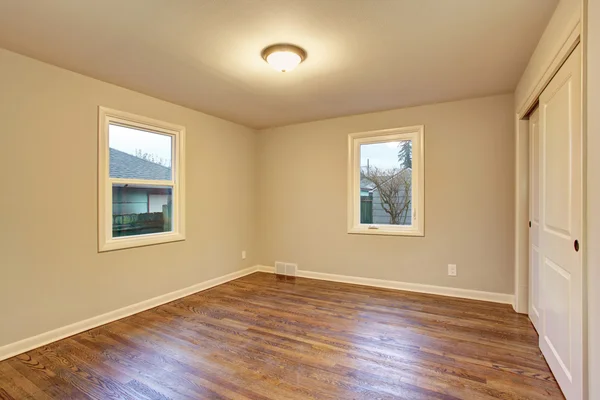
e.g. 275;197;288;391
448;264;457;276
242;250;246;260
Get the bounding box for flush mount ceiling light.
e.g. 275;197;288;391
261;44;307;72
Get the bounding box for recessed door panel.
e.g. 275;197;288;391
544;81;572;237
531;245;540;321
532;113;540;224
543;257;572;373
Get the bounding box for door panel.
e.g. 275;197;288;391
529;108;541;331
544;257;571;368
538;44;582;400
530;244;540;324
544;83;572;235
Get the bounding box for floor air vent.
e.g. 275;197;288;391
275;262;297;276
275;261;286;275
285;263;297;277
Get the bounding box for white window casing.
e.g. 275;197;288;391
98;107;186;252
347;126;424;236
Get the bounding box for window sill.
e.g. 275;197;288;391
347;227;424;237
99;232;185;252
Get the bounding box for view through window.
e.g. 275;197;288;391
360;140;413;226
109;125;173;238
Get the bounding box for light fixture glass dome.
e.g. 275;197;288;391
262;44;306;72
266;51;302;72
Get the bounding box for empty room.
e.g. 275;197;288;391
0;0;598;399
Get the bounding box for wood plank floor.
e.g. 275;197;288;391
0;272;563;399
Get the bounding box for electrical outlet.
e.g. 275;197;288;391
242;250;246;260
448;264;457;276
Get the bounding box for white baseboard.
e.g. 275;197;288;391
256;265;514;305
0;266;260;362
1;265;515;361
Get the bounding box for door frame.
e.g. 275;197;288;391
514;19;587;397
514;21;582;315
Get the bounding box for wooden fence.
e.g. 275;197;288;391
360;195;373;224
112;212;165;237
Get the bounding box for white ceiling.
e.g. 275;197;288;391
0;0;557;129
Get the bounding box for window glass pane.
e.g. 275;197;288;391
109;124;173;180
112;184;173;237
360;140;412;226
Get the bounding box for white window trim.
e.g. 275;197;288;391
98;106;186;252
347;126;424;236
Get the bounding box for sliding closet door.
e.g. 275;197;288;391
529;108;541;332
538;43;583;400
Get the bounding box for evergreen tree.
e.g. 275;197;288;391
397;141;412;169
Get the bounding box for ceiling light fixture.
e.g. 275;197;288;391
261;44;307;72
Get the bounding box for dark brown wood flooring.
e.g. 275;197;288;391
0;272;563;399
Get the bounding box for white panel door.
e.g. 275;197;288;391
539;44;583;400
529;107;541;332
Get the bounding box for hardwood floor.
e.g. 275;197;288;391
0;272;563;399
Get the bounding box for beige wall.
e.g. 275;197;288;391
257;94;515;294
0;49;257;347
585;0;598;396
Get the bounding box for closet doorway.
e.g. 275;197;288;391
527;44;583;400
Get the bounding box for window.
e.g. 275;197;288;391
348;126;424;236
98;107;185;251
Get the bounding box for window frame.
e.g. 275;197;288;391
98;106;186;252
347;126;424;236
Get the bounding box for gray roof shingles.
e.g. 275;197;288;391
110;148;172;181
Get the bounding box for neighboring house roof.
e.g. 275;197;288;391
361;168;411;192
110;148;171;181
361;178;376;192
